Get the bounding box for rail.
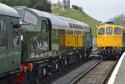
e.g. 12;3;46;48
71;59;103;84
71;60;117;84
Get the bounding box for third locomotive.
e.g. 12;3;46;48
97;22;125;59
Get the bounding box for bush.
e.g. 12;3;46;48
72;5;83;12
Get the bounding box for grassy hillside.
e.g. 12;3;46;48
52;8;99;37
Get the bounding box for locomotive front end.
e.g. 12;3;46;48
97;22;123;59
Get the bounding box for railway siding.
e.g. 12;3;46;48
73;61;117;84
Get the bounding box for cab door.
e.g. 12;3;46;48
11;22;21;72
4;17;21;74
41;18;52;51
0;18;12;75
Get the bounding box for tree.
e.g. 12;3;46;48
0;0;51;12
33;0;51;12
0;0;31;6
72;5;79;10
109;14;125;26
72;5;83;12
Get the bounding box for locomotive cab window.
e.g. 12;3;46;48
114;28;121;35
98;28;105;35
13;24;21;48
106;27;112;35
24;11;38;25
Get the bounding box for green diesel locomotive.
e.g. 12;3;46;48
15;7;93;83
0;3;21;77
0;4;93;83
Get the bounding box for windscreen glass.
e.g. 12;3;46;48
114;28;121;35
24;11;38;25
98;28;105;35
106;27;112;35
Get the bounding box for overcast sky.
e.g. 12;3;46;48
51;0;125;22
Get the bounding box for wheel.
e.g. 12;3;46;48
55;63;59;70
85;49;90;59
64;59;68;65
115;55;119;60
43;68;47;77
31;77;39;84
24;72;38;84
79;54;82;59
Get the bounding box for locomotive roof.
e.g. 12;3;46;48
97;23;123;28
0;3;19;17
28;8;89;29
14;6;90;31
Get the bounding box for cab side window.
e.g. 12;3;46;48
42;20;47;32
41;20;49;50
13;24;21;48
0;20;7;50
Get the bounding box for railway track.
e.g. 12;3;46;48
71;60;117;84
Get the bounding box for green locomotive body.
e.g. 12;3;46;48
0;3;21;77
0;4;93;83
15;7;93;63
15;7;93;82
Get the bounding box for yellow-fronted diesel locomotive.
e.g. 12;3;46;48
97;22;125;59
